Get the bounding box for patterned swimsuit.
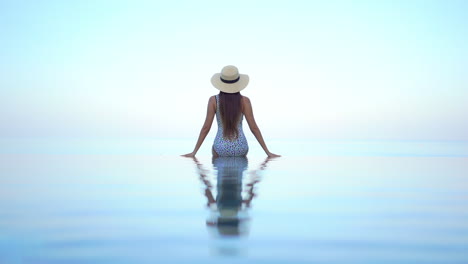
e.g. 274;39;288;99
213;94;249;156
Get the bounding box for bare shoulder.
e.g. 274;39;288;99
208;95;217;104
209;95;217;110
241;95;251;104
241;96;252;114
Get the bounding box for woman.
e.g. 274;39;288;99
182;65;280;158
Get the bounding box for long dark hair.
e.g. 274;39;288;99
219;91;242;140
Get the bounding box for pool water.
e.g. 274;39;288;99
0;139;467;263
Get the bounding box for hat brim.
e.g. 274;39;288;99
211;73;249;93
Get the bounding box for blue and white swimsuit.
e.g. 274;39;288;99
213;94;249;156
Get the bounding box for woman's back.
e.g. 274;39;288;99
213;94;249;157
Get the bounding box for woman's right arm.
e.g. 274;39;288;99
242;96;280;157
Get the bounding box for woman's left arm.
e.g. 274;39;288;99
181;96;216;157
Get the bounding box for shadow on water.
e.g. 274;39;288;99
190;156;274;239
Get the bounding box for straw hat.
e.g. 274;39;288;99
211;65;249;93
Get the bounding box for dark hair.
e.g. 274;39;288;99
219;91;242;140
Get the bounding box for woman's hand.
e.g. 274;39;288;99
267;152;281;158
181;152;196;157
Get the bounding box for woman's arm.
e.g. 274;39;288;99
181;96;216;157
242;96;280;157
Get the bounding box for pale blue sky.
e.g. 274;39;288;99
1;0;467;140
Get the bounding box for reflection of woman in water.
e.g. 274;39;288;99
182;65;280;158
191;156;272;237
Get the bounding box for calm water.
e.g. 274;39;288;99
0;139;467;263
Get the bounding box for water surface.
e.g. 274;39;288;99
0;139;467;263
